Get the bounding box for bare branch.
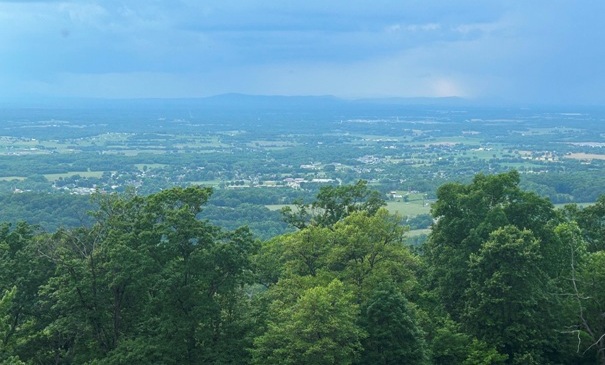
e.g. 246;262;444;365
583;333;605;355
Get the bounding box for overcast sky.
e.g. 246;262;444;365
1;0;603;104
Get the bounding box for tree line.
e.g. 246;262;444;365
1;173;604;364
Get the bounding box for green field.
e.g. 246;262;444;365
189;180;221;187
44;171;105;181
407;228;431;237
0;176;26;181
0;133;232;156
385;201;431;217
265;204;291;211
554;201;594;209
266;201;432;218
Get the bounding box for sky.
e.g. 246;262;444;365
1;0;604;104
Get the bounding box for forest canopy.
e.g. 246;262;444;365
1;173;605;364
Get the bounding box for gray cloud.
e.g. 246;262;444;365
0;0;603;104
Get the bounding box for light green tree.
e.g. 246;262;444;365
328;208;418;303
252;279;365;365
281;180;385;229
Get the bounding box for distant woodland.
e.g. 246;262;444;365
1;171;605;364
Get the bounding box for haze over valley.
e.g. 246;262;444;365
2;1;605;364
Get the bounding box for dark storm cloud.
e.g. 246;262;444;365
0;0;603;104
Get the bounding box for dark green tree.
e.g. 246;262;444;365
556;222;605;364
0;287;25;364
358;282;428;365
423;171;571;363
575;251;605;365
425;171;559;320
36;186;258;364
464;226;553;363
574;195;605;252
0;222;55;364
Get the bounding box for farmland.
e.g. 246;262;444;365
1;96;605;237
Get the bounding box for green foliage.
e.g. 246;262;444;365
423;171;577;363
359;282;428;365
252;279;365;365
464;226;552;362
428;318;474;364
281;180;386;229
425;171;560;319
0;193;96;231
1;175;605;364
0;286;21;364
462;339;508;365
575;251;605;364
200;202;291;240
406;213;433;229
574;195;605;252
329;209;417;302
20;186;258;364
0;222;55;363
423;316;506;365
259;208;418;302
255;181;421;364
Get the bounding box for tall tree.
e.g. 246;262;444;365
0;287;24;365
0;222;54;364
37;186;258;364
281;180;385;229
423;171;572;363
328;209;418;303
358;282;428;365
252;279;365;365
557;222;605;364
574;195;605;252
425;171;559;320
575;251;605;365
464;226;554;363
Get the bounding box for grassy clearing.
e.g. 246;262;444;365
265;204;290;211
171;135;225;148
266;201;431;218
565;153;605;161
427;136;482;145
188;180;221;187
553;201;595;209
103;150;167;156
0;176;26;181
407;228;431;237
44;171;105;181
386;201;431;217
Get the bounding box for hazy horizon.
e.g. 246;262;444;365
2;1;604;105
